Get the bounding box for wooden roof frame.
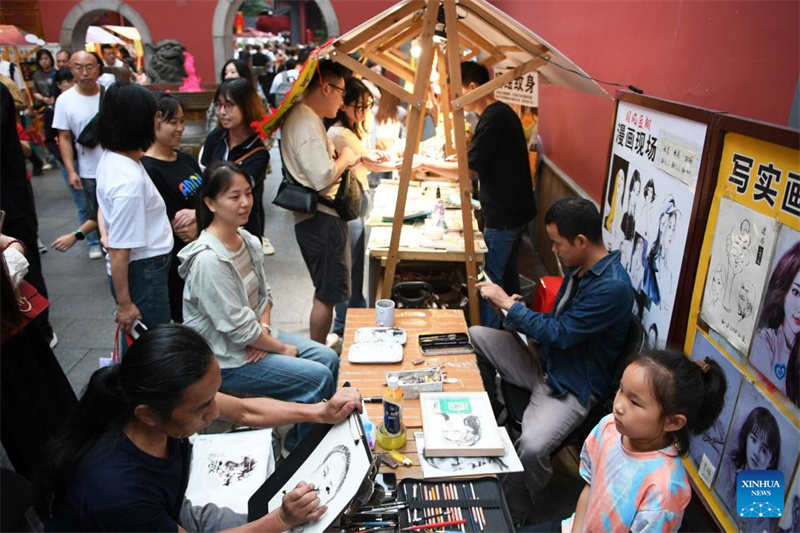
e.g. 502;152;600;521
321;0;607;324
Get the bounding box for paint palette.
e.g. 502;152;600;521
348;342;404;364
355;327;408;344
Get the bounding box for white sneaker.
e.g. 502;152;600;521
88;246;103;260
38;239;47;254
326;333;342;354
49;332;58;349
261;236;275;255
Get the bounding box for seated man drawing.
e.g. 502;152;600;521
471;198;634;523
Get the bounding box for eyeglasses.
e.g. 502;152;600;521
71;64;97;73
327;83;345;95
350;101;373;113
214;101;236;113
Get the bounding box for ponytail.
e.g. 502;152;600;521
35;365;129;514
636;350;728;456
35;324;216;514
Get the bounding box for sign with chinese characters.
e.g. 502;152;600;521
493;69;537;107
718;133;800;229
602;101;708;347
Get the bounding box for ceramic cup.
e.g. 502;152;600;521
375;299;396;327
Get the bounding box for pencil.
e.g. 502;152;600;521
469;482;485;531
401;519;467;531
461;485;475;532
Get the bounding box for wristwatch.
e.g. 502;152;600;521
260;322;272;334
73;229;86;241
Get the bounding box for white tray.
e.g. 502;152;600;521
347;342;404;364
354;327;407;344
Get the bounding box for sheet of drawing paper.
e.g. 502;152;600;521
415;428;523;479
186;429;274;514
688;331;743;488
749;224;800;401
266;419;371;533
713;380;800;530
701;197;778;355
602;101;706;347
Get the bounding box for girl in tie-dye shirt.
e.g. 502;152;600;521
558;350;727;533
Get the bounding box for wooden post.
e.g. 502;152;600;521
437;43;455;157
381;0;440;299
443;0;480;325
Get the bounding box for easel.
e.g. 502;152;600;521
322;0;558;324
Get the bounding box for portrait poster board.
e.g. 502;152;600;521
688;331;743;488
602;101;707;348
683;124;800;532
699;197;778;354
713;380;800;531
186;429;274;515
248;414;372;532
419;392;505;457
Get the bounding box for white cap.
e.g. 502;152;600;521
388;375;400;389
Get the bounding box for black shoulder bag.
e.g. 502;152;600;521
76;85;106;148
273;145;319;215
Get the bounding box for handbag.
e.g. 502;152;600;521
273;146;319;214
1;280;50;343
319;168;363;222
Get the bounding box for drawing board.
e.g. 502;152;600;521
248;414;372;532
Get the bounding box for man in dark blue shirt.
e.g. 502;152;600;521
471;198;634;522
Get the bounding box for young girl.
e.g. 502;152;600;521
535;350;727;533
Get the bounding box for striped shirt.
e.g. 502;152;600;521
230;242;259;312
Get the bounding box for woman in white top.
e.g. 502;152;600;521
95;82;174;331
326;77;393;336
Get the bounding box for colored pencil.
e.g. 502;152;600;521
401;519;467;531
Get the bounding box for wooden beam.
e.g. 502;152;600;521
436;44;455;157
386;47;412;65
376;19;424;54
336;0;426;55
331;49;417;106
457;21;502;58
443;0;480;325
382;0;440;299
459;0;550;59
480;53;506;69
452;55;547;109
366;51;416;84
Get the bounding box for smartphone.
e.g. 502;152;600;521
477;266;492;284
130;319;148;340
0;210;6;233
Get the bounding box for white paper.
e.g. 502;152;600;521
266;417;371;533
420;392;504;457
186;429;274;515
415;428;523;479
700;197;778;353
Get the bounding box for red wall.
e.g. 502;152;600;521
494;0;800;202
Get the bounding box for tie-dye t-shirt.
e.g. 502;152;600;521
561;415;691;533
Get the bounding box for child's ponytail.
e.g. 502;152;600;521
637;350;728;456
688;358;727;436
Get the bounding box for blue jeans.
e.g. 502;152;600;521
333;191;371;335
109;254;172;328
220;331;339;451
59;165;100;248
480;225;524;328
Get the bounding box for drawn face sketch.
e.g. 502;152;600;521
439;413;482;447
729;220;753;273
308;445;351;506
745;429;775;470
737;280;756;320
425;455;507;472
707;265;725;306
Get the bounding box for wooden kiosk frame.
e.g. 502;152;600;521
320;0;609;323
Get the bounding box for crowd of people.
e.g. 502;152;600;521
0;44;732;533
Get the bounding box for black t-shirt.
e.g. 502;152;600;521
201;128;269;186
142;151;203;221
45;435;190;532
468;101;536;229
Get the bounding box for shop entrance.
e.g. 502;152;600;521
59;0;151;60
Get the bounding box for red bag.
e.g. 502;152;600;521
1;280;50;343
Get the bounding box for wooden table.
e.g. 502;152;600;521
339;309;485;479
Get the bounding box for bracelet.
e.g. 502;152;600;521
3;239;27;256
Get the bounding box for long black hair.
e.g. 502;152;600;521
635;349;727;455
35;324;215;513
196;161;253;231
96;82;157;152
329;77;373;139
213;78;265;133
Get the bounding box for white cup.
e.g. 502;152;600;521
375;299;396;327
